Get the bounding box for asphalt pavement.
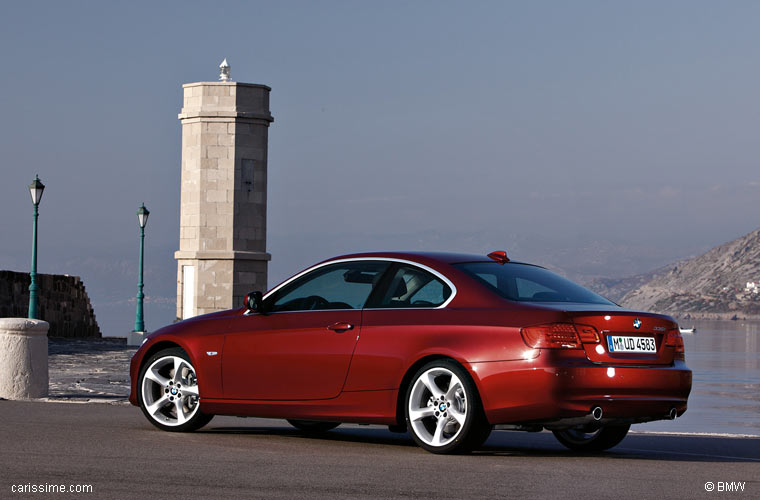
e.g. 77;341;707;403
1;400;757;499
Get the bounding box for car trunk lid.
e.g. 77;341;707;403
568;310;677;365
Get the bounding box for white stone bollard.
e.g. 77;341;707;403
127;330;145;347
0;318;49;399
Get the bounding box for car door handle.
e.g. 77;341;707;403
327;322;354;333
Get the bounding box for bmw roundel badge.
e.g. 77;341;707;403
633;318;642;329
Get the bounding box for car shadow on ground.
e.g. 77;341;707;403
202;424;418;448
198;423;760;463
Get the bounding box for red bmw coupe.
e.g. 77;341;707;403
129;251;692;454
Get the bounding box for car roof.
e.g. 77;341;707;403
321;251;533;266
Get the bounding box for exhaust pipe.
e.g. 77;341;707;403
668;408;677;420
591;406;603;421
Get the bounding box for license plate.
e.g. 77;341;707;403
607;335;657;353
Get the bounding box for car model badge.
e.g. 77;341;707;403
633;318;642;329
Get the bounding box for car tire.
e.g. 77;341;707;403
138;347;213;432
287;420;341;433
405;359;492;454
552;424;630;452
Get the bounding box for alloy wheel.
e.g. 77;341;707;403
141;355;200;427
408;367;469;448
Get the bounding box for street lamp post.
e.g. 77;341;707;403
134;203;149;333
28;175;45;319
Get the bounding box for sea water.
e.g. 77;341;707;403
636;319;760;436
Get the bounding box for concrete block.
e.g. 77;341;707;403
181;203;200;216
196;295;215;309
127;331;145;347
216;179;233;191
205;190;227;203
237;272;258;285
199;226;217;239
183;190;200;203
217;158;235;172
184;214;200;227
201;238;227;251
218;133;234;146
200;133;218;146
0;318;49;399
200;95;219;106
206;213;231;228
203;283;228;297
216;203;233;215
206;146;229;159
205;122;227;134
216;226;233;242
224;96;239;107
179;238;197;251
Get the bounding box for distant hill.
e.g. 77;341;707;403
614;228;760;318
584;267;665;303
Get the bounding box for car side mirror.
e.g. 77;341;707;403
244;291;265;314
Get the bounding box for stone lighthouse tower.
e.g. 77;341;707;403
174;61;273;319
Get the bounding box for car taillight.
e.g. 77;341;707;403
520;323;599;349
575;324;600;343
665;329;685;358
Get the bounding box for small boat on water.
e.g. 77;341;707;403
679;327;696;334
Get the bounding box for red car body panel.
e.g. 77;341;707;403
129;251;692;427
472;354;691;424
222;309;362;400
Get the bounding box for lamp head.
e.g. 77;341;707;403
29;175;45;206
137;203;150;228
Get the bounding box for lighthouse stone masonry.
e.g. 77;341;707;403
174;80;273;319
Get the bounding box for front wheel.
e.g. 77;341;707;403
138;347;213;432
405;359;492;454
552;424;630;452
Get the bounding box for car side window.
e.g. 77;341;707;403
371;265;451;308
268;261;389;312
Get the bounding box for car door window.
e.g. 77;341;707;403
269;261;389;312
372;265;451;308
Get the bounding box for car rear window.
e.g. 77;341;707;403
454;262;613;305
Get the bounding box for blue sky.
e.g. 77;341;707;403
2;1;760;334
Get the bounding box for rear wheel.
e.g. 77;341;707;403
405;359;492;454
552;424;630;451
287;419;340;433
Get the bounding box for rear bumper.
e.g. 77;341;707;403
469;351;692;426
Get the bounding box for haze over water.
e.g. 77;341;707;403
638;319;760;436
